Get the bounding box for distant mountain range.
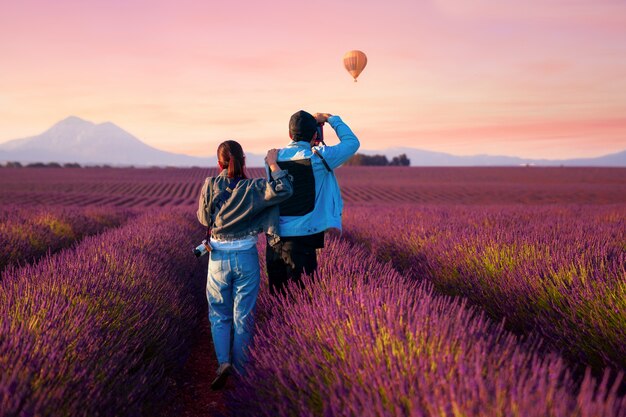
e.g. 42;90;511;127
361;147;626;167
1;116;624;167
0;116;211;167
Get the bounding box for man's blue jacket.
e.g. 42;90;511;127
273;115;360;237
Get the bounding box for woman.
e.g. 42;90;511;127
196;140;292;390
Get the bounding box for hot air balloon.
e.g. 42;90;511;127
343;50;367;82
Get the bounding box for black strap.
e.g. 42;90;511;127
312;149;332;173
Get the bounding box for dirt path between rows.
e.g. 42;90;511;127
160;313;231;417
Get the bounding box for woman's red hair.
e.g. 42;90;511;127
217;140;247;179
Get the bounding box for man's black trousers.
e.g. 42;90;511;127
266;238;319;296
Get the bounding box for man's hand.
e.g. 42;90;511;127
314;113;332;124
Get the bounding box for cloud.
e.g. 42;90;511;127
360;116;626;158
374;117;626;139
431;0;626;26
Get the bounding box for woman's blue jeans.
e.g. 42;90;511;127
206;246;260;373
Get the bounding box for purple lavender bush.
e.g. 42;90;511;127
342;204;626;371
230;237;624;417
0;209;206;417
0;206;134;273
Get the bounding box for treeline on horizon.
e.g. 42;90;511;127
345;153;410;166
2;161;82;168
2;154;413;169
0;162;191;169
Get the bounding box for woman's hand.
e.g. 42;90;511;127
265;148;278;164
265;148;281;172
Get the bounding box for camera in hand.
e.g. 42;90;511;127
316;123;325;146
194;240;211;257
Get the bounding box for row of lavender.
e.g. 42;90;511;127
0;206;134;274
341;204;626;371
0;210;206;417
229;237;625;416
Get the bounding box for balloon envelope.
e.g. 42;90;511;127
343;50;367;82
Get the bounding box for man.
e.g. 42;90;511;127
266;110;360;295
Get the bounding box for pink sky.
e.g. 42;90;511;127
1;0;625;159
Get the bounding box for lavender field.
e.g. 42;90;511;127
0;206;133;274
1;210;206;416
231;237;625;416
1;166;625;207
0;166;625;417
343;205;626;371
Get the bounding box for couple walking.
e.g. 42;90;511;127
196;110;360;389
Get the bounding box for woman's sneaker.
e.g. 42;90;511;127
211;363;233;390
